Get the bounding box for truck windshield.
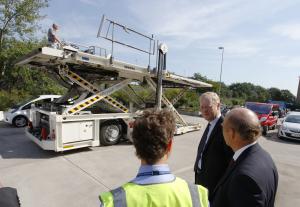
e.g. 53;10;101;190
285;115;300;124
246;103;272;114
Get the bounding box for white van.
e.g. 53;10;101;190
3;95;61;127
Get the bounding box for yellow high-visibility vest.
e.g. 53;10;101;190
99;177;209;207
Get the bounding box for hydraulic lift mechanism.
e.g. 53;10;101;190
15;15;212;151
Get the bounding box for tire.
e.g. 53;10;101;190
12;116;28;127
262;126;268;136
277;131;284;140
277;134;284;140
100;121;123;146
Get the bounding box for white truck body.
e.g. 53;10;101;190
27;108;135;151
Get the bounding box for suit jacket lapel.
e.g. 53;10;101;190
194;124;210;170
203;116;223;153
212;143;260;196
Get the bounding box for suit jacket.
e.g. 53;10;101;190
211;143;278;207
0;187;20;207
194;116;233;199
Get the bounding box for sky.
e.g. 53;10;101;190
39;0;300;95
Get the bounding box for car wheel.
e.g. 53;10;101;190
100;121;123;146
262;126;268;136
13;116;28;127
277;131;284;140
277;135;284;140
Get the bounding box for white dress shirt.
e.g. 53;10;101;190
233;141;257;161
206;114;221;145
198;114;221;169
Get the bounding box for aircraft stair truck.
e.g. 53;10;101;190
15;15;212;152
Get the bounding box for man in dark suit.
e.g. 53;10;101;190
194;92;233;199
211;108;278;207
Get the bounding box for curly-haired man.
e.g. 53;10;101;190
99;109;209;207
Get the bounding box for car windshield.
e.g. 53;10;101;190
11;97;36;109
245;103;272;114
285;115;300;124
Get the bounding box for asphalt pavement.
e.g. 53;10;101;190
0;115;299;207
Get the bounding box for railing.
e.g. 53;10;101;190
63;41;107;57
97;15;156;68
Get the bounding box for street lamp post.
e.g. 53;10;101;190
218;46;224;97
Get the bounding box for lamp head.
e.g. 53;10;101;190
159;43;168;54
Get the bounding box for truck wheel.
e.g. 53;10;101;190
262;126;268;136
100;121;122;146
13;116;28;127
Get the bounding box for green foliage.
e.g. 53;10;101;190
0;0;65;110
267;88;295;103
164;88;180;99
0;39;65;111
0;89;31;110
279;89;295;103
192;73;296;110
0;0;48;40
222;97;245;106
228;82;271;102
0;0;295;113
0;0;49;78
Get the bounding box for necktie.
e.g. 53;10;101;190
197;123;211;170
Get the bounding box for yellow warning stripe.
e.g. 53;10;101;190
65;69;129;113
103;97;128;112
67;95;103;114
67;71;98;92
63;145;74;149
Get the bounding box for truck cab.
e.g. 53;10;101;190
245;102;279;135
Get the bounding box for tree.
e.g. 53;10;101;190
0;0;67;110
268;87;282;101
279;89;295;103
192;73;218;94
0;0;49;78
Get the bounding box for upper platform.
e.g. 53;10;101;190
15;46;212;89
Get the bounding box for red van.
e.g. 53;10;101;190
245;102;279;135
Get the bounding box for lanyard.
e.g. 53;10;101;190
137;170;171;177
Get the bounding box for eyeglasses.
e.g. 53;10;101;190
200;105;214;110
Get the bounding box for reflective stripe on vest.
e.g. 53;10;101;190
188;182;201;207
110;181;202;207
111;187;126;207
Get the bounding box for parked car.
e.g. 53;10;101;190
278;112;300;140
3;95;61;127
245;102;279;135
220;104;230;116
267;100;287;118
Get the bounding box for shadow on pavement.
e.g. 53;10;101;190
0;123;95;159
0;122;132;159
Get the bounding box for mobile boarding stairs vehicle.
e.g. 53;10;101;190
15;15;212;152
